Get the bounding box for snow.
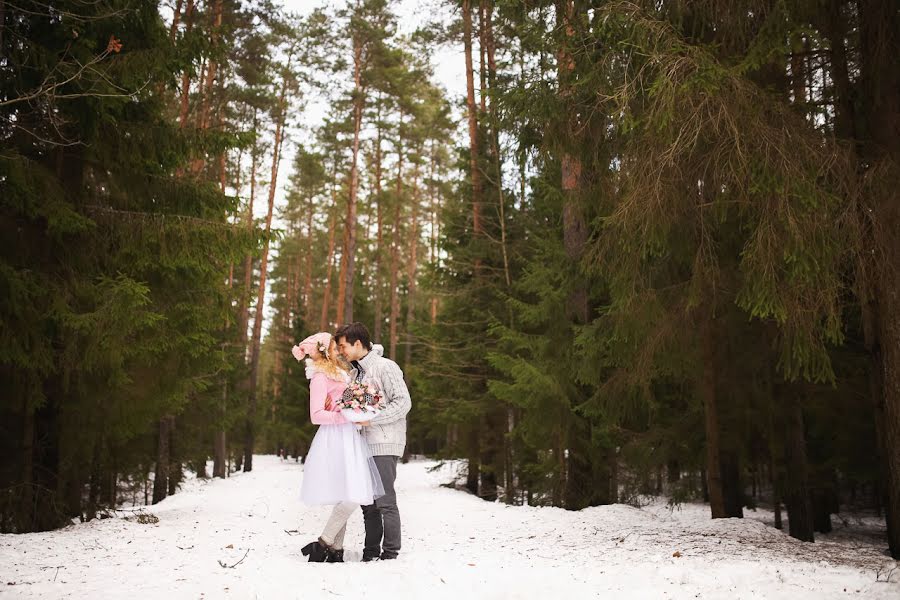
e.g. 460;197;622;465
1;456;897;599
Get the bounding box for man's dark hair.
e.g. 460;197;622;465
334;322;372;350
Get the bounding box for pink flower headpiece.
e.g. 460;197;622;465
291;332;332;361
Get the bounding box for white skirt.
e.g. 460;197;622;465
301;423;386;506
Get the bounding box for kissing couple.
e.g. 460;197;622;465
291;322;411;563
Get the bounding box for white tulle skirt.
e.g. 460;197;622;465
301;423;385;506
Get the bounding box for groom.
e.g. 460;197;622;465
335;322;411;561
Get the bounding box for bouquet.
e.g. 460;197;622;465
337;382;385;423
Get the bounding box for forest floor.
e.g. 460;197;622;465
1;456;897;599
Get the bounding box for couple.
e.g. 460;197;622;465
291;322;411;563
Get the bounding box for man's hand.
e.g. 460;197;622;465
325;397;333;411
359;421;371;426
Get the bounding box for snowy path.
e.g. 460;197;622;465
1;456;897;599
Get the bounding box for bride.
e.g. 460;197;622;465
292;332;384;563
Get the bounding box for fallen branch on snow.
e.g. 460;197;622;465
218;549;250;569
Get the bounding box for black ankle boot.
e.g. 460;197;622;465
325;548;344;563
301;541;329;563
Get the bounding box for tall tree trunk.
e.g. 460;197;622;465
373;94;385;342
274;251;299;403
556;0;605;511
21;400;34;531
213;395;227;478
238;112;259;349
389;203;402;359
320;198;339;331
202;0;223;131
462;0;486;503
700;315;726;518
388;116;404;359
86;439;101;521
214;142;238;480
478;23;506;502
403;157;421;368
478;0;488;113
858;0;900;558
177;0;195;129
245;60;291;472
772;458;783;530
152;416;171;504
302;204;315;322
504;407;515;504
337;37;367;325
721;449;743;518
190;0;223;174
466;427;480;496
767;359;784;530
428;140;442;326
169;0;184;42
825;0;855;143
479;414;498;502
782;390;814;542
462;0;482;237
484;0;511;287
167;416;180;496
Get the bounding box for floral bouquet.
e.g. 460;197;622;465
338;382;385;423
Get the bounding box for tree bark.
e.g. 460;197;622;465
21;400;34;531
462;0;482;237
388;203;401;359
484;0;511;288
700;316;726;518
858;0;900;559
302;201;315;322
245;58;292;472
824;0;856;143
213;408;227;479
177;0;195;129
389;115;404;359
373;94;386;342
783;391;814;542
320;199;339;331
478;0;488;113
403;157;421;368
238;111;260;348
337;35;367;325
169;0;184;42
152;416;171;505
189;0;223;174
466;427;480;496
87;440;101;521
167;416;181;496
479;414;499;502
214;138;238;480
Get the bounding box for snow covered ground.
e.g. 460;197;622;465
1;456;897;599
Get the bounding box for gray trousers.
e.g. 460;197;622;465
362;455;400;559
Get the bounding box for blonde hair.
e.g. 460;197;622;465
310;348;348;381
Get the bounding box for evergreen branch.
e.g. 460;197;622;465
82;206;243;230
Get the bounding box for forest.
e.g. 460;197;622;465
2;0;899;561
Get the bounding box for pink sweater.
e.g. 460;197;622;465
309;372;349;425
